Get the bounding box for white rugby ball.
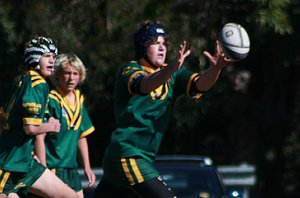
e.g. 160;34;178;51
219;23;250;61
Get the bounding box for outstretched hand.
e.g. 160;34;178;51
177;41;191;68
169;41;191;72
203;40;232;69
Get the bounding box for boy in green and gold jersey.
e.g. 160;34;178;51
0;37;78;198
35;53;95;198
93;20;232;198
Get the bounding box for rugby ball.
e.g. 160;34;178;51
219;23;250;61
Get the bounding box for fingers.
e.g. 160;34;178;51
215;40;222;54
180;41;187;53
87;172;96;187
178;41;186;58
183;49;191;59
175;40;232;70
203;40;233;68
202;51;213;60
216;40;233;64
180;41;191;55
176;41;191;68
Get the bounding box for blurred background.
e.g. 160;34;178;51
0;0;300;197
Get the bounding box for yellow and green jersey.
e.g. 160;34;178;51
45;89;95;168
107;61;202;163
0;70;49;172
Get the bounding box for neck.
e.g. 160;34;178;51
58;87;74;97
139;58;160;70
63;90;76;106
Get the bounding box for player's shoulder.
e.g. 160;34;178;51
49;89;62;101
26;70;47;87
121;60;141;70
31;75;46;87
127;60;140;67
119;60;142;76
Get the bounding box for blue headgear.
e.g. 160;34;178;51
134;22;168;59
24;36;58;68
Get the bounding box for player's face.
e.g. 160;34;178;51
39;52;56;78
146;36;167;67
57;65;80;94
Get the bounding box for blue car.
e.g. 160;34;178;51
154;155;228;198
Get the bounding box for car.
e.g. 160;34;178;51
81;155;229;198
154;155;228;198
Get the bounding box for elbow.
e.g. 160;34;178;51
196;85;210;92
200;86;211;92
134;81;150;95
138;86;150;95
23;125;36;136
195;82;214;92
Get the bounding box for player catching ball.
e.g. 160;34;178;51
92;20;231;198
35;53;96;198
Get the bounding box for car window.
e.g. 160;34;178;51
157;166;225;198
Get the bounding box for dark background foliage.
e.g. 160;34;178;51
1;0;300;197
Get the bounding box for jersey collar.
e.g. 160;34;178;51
139;58;168;73
27;69;42;77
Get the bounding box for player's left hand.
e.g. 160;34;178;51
203;40;232;69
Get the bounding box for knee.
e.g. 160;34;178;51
7;193;19;198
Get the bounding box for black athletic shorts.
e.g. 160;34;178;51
92;176;176;198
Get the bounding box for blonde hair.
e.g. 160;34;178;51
51;53;86;85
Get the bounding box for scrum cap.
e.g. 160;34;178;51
134;22;168;59
24;36;58;68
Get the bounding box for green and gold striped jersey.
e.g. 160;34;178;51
0;70;49;172
107;61;202;163
45;89;95;168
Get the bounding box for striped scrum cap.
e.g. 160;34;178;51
24;36;58;68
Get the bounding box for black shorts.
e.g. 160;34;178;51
92;176;176;198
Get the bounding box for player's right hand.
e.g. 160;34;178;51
177;41;191;68
169;41;191;73
48;117;61;133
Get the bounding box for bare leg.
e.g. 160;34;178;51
7;193;19;198
77;190;84;198
0;193;7;198
29;169;78;198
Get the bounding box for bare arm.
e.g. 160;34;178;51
23;117;60;136
35;133;47;166
194;40;231;91
139;41;191;94
29;117;60;166
78;137;96;188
